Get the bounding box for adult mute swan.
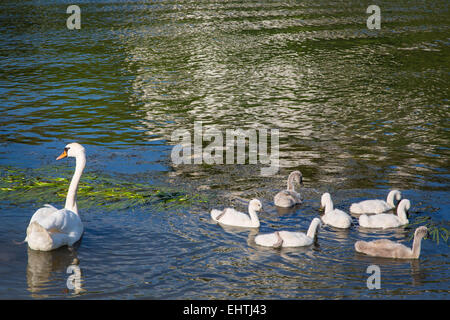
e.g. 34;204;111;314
274;171;303;207
355;226;427;259
211;199;262;228
359;199;410;229
255;218;321;248
25;143;85;251
350;190;402;214
320;193;352;229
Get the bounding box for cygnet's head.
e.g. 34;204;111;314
56;142;86;160
320;192;331;210
289;170;303;184
415;226;428;238
393;190;402;201
389;190;402;208
249;199;263;212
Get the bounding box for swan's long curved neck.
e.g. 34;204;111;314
287;175;296;192
387;190;400;207
65;154;86;215
248;208;260;227
324;198;334;214
396;204;409;223
411;235;424;259
307;220;320;239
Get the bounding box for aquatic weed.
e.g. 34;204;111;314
407;216;449;245
0;166;208;211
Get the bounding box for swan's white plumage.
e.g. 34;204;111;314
274;171;303;207
350;190;402;214
255;218;321;248
26;208;83;251
358;214;404;229
211;199;262;228
322;209;352;229
211;208;253;227
255;231;310;247
358;199;410;229
320;193;352;229
25;143;85;251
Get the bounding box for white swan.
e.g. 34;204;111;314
274;171;303;207
320;193;352;229
255;218;321;248
211;199;262;228
350;190;402;214
355;226;427;259
359;199;410;229
25;143;85;251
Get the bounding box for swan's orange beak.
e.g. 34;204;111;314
56;150;67;160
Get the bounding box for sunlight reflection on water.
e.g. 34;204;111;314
0;0;448;299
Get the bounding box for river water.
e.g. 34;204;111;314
0;0;448;299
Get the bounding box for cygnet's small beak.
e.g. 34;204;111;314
56;149;68;160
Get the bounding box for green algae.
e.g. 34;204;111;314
0;166;208;211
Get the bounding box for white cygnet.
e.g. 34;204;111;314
255;218;321;248
211;199;262;228
320;193;352;229
359;199;410;229
350;190;402;214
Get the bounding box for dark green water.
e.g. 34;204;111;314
0;0;448;299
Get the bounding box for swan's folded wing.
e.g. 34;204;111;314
43;204;58;210
255;233;278;246
32;208;81;235
286;190;302;202
371;239;397;247
219;209;251;225
274;190;301;207
29;205;59;224
356;239;406;258
280;231;310;247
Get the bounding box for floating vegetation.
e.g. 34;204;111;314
407;216;449;246
0;166;208;211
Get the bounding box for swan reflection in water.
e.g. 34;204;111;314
354;252;425;287
274;204;301;217
355;227;426;286
26;244;84;297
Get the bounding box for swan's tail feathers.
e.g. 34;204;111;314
359;215;370;227
26;222;53;251
354;240;369;253
350;203;363;214
211;209;223;221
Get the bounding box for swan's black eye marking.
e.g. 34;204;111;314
64;147;70;152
